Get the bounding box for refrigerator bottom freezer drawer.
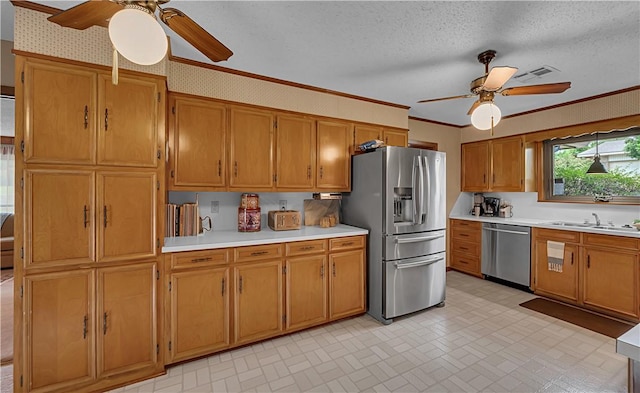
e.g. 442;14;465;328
384;252;446;319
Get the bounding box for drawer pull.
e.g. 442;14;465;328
459;247;468;251
459;233;469;237
191;257;213;263
300;246;315;251
458;260;469;265
250;250;268;256
341;242;354;247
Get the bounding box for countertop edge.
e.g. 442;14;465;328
162;224;369;253
449;215;640;238
616;324;640;361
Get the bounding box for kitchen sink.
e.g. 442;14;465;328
548;221;638;232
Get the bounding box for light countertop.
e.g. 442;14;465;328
617;324;640;362
163;224;369;253
449;214;640;238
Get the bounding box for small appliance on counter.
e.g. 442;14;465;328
238;193;261;232
268;210;301;231
472;193;484;216
499;203;513;218
483;197;501;217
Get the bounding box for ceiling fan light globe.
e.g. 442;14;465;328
470;102;501;130
108;8;168;66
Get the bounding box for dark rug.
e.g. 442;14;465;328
520;297;635;339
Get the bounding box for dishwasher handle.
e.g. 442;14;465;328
395;255;444;269
482;227;530;236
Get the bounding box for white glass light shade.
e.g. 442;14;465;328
470;102;502;130
108;8;168;66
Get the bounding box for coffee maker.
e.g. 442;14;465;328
472;193;484;216
483;197;501;217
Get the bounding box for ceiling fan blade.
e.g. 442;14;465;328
417;94;474;104
160;8;233;62
500;82;572;96
467;101;481;116
48;0;123;30
482;66;518;91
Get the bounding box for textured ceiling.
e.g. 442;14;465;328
2;1;639;126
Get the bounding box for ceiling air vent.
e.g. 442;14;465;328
513;65;559;83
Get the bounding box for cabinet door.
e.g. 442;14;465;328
97;171;156;262
23;60;96;164
461;141;490;191
285;255;327;330
25;169;95;268
583;247;639;319
25;270;95;391
97;263;157;377
491;136;523;191
168;267;230;363
316;120;351;190
229;107;274;189
170;96;226;189
383;129;408;147
97;74;159;167
234;260;283;345
329;249;365;320
275;115;315;189
533;239;579;302
354;125;381;148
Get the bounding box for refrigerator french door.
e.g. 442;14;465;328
342;147;447;324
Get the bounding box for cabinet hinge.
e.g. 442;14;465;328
157;238;160;249
157;92;161;103
20;140;24;153
273;174;277;182
282;266;287;274
170;170;175;178
157;150;161;160
20;177;24;189
169;281;172;292
20;375;23;387
172;106;175;115
282;315;286;324
168;341;172;351
274;120;277;128
157;180;160;190
156;270;160;280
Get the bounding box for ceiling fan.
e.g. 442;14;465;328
47;0;233;64
417;50;571;127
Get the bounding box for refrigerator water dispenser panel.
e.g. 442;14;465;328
393;187;413;223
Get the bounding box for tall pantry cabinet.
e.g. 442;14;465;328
14;56;166;392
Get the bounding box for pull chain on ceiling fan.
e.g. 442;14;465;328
417;50;571;130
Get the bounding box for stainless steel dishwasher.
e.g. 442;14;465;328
481;223;531;287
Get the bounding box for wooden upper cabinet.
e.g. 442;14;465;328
316;120;351;191
21;58;162;167
229;107;275;190
490;136;524;191
461;141;490;191
25;169;96;269
97;74;160;167
25;270;95;391
461;136;525;192
97;171;157;263
169;95;226;189
97;262;157;377
383;128;408;147
23;59;97;164
275;115;315;189
354;125;382;148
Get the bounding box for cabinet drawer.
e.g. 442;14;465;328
450;240;481;256
171;249;229;269
583;233;640;250
450;252;480;274
329;236;365;251
534;228;581;243
450;219;482;231
234;243;283;262
286;239;327;256
451;228;481;243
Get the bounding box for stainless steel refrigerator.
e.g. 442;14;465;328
342;146;446;324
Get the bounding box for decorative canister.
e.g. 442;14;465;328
240;193;260;209
238;207;261;232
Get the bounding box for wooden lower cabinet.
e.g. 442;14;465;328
329;249;366;320
449;219;482;277
532;232;579;303
234;260;284;345
285;255;328;330
23;262;159;392
167;267;230;363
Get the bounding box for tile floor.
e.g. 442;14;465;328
1;271;628;392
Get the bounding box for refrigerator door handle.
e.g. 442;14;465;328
422;156;430;224
395;234;445;243
394;255;444;269
412;156;418;223
414;156;424;224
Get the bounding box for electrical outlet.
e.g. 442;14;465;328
211;201;219;213
279;200;287;210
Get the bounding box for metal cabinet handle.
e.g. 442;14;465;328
234;161;238;177
103;206;108;228
218;160;222;177
239;276;243;293
587;255;590;268
83;315;88;339
320;166;324;179
250;250;268;256
103;312;108;335
84;105;88;129
320;265;324;278
332;262;336;277
571;252;574;265
191;257;213;263
104;109;108;131
300;246;315;251
83;205;89;228
221;278;225;297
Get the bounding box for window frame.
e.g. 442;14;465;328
542;126;640;205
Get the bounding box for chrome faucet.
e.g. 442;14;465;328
592;213;601;226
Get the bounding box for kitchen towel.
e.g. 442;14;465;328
547;240;565;272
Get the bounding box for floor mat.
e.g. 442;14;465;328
520;297;634;339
